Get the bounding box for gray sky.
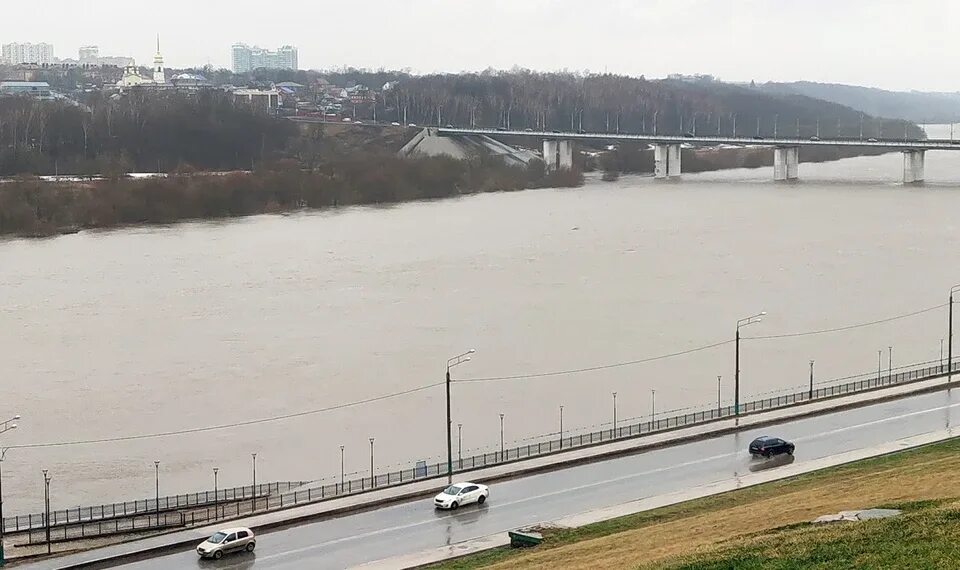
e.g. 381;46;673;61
7;0;958;91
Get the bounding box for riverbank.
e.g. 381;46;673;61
0;154;581;237
427;437;960;569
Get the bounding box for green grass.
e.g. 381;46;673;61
668;502;960;570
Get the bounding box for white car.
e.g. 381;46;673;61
196;527;256;559
434;482;489;510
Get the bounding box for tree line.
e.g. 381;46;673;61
0;90;295;176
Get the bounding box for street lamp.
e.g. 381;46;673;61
877;349;882;385
213;468;219;520
612;392;618;437
42;470;51;555
251;453;257;512
717;376;722;414
154;461;160;526
559;406;564;450
0;416;19;566
446;349;475;484
888;346;893;380
651;389;657;423
0;448;9;566
369;438;375;488
950;285;960;382
339;446;345;492
499;413;505;461
735;312;766;415
457;424;463;469
809;360;815;400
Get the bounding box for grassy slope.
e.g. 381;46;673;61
427;437;960;570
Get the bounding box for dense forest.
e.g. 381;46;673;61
0;90;294;176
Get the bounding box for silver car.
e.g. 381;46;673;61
196;527;256;559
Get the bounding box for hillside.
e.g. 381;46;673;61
758;81;960;124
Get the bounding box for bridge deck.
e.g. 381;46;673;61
437;128;960;151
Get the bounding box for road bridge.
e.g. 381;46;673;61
437;127;960;184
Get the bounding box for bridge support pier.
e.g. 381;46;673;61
542;140;558;170
654;144;681;179
903;150;925;184
558;140;574;170
543;140;574;171
773;146;799;181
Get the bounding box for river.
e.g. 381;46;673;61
1;133;959;514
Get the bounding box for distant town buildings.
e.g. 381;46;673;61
231;44;298;73
2;42;55;65
0;80;53;99
76;45;135;68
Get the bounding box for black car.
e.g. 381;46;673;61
749;436;795;458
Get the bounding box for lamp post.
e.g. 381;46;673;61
612;392;618;437
736;312;766;416
941;339;945;372
153;461;160;526
213;468;219;520
717;376;722;414
950;285;960;382
651;389;656;423
499;414;505;461
42;470;51;555
457;424;463;469
1;416;20;567
809;360;815;400
369;438;375;488
446;350;475;484
559;406;564;450
877;349;882;385
0;448;8;567
888;346;893;380
251;453;257;512
339;446;345;492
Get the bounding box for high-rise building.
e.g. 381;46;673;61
231;43;298;73
2;42;55;65
78;45;99;62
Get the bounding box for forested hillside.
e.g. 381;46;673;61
758;81;960;124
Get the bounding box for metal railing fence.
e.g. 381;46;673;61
10;359;958;543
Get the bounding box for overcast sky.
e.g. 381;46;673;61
7;0;958;91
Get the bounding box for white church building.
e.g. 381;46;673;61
116;37;169;89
